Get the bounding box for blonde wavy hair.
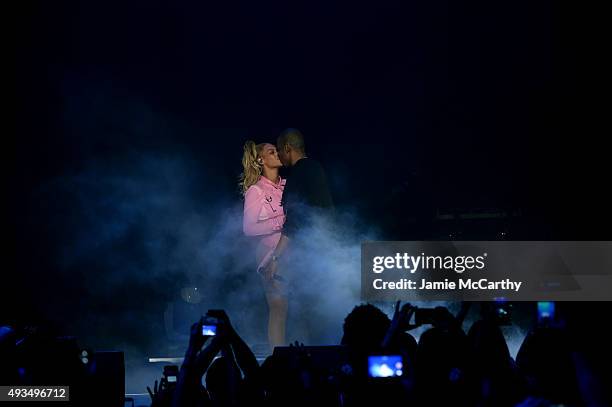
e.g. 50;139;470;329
239;140;266;196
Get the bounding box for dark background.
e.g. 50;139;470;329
9;0;608;355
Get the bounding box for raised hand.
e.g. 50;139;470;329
187;317;209;354
146;379;159;401
207;309;236;340
391;300;418;332
147;377;172;407
289;341;314;387
383;301;418;350
455;301;472;327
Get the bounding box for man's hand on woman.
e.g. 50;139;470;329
259;258;278;281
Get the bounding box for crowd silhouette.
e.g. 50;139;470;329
1;302;608;406
144;301;608;407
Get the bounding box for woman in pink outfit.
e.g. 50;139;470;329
240;140;287;350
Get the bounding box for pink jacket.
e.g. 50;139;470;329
243;176;286;270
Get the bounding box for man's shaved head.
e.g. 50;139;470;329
277;128;306;154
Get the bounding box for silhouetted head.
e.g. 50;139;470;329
277;128;306;167
0;326;17;383
516;327;579;404
415;327;469;404
0;326;15;350
341;304;390;353
418;327;467;372
467;320;511;376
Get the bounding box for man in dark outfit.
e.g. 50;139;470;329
278;129;334;237
265;128;334;261
265;128;335;344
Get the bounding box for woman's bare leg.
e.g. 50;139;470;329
265;290;288;351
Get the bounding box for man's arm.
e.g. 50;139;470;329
272;234;290;259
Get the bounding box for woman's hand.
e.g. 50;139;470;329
260;259;278;281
